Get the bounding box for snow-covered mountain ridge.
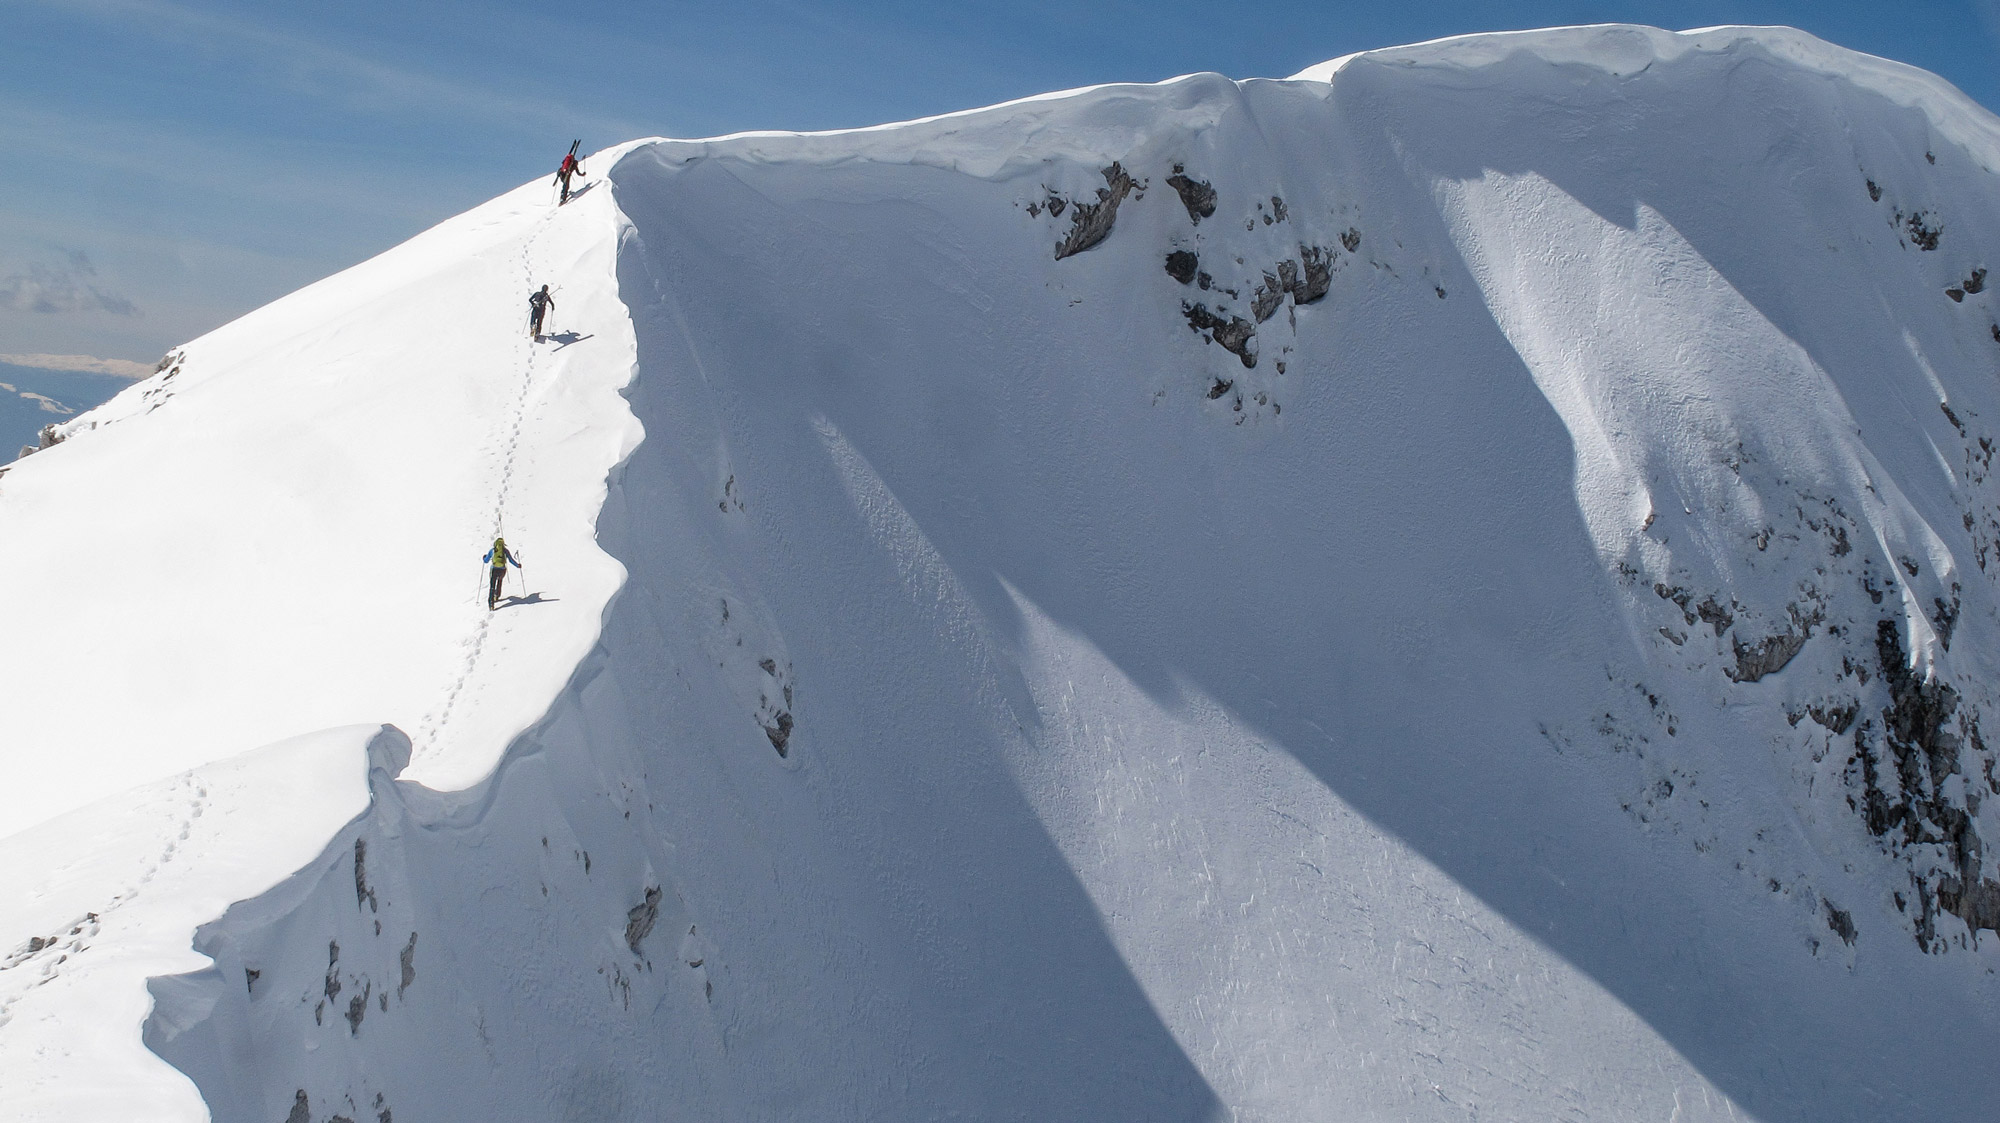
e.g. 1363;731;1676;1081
3;23;1998;1122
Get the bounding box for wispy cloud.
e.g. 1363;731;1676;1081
0;252;139;316
0;97;451;237
20;0;645;140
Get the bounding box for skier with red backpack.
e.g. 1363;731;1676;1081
555;140;584;205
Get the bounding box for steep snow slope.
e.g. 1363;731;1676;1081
0;156;641;831
0;157;643;1116
7;22;2000;1123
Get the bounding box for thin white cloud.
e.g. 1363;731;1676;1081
20;0;645;140
0;353;155;379
0;252;139;317
1979;0;2000;43
0;97;448;233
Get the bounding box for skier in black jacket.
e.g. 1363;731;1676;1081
528;285;555;340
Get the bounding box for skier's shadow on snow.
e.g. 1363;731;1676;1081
548;331;593;350
559;182;597;204
496;592;558;609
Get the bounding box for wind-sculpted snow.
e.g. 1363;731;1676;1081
0;726;392;1120
8;22;2000;1123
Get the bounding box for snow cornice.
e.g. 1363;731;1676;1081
1291;24;2000;170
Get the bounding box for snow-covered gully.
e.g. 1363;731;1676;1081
4;24;2000;1122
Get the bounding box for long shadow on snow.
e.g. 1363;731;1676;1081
144;63;1999;1119
578;166;1226;1120
143;177;1224;1123
601;91;1999;1122
1326;46;2000;1108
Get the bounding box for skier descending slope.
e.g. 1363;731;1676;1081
555;140;584;204
482;535;521;609
527;284;555;340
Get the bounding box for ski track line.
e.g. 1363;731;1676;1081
415;198;568;763
0;775;209;1029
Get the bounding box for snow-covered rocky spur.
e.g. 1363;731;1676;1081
3;23;1998;1122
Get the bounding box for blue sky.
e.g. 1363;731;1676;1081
5;0;1998;367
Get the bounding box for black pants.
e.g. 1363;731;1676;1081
488;566;507;605
529;307;546;337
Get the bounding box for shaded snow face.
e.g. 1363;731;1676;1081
136;29;2000;1123
1400;50;2000;957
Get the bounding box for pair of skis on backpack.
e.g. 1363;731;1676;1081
531;140;583;338
553;139;584;205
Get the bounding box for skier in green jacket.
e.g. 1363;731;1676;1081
484;536;522;609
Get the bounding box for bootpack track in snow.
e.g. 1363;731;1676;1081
417;206;562;762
